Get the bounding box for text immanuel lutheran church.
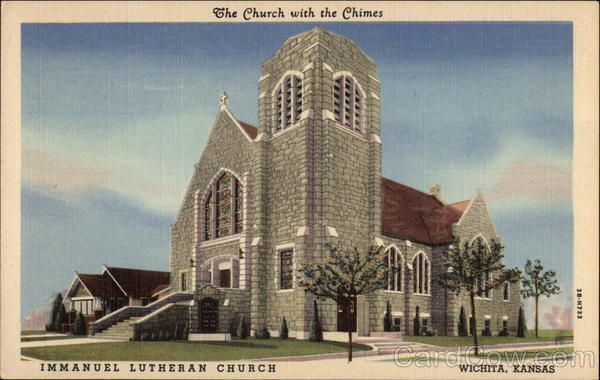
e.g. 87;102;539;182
90;27;521;340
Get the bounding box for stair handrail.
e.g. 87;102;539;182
89;292;193;334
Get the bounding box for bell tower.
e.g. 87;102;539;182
251;27;382;336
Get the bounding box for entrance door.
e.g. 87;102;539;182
337;297;357;332
200;297;219;333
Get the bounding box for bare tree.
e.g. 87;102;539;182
297;245;395;361
438;237;520;355
520;259;561;338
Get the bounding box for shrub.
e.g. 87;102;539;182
45;323;53;332
230;316;238;338
279;317;289;339
141;330;150;341
517;306;526;338
458;306;467;337
425;329;436;336
237;314;249;339
413;306;421;336
73;311;85;335
173;323;180;340
255;327;271;339
309;300;323;342
383;302;392;332
182;323;189;340
482;328;492;336
498;329;509;337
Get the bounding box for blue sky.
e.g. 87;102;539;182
21;22;573;327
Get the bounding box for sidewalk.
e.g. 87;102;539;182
21;336;128;348
22;333;68;339
255;340;573;362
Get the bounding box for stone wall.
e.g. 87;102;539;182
132;304;190;341
190;285;250;335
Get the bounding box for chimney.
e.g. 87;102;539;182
427;184;447;205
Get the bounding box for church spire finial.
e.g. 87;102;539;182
219;91;229;110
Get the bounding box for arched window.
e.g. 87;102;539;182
204;193;213;240
203;172;244;241
274;73;303;132
412;252;430;294
333;73;365;132
471;236;492;299
386;246;403;292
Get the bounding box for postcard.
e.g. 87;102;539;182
1;1;598;379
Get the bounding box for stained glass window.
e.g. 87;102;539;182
203;172;244;241
413;252;430;294
387;247;403;291
216;174;232;238
205;193;213;240
280;250;293;290
235;181;243;233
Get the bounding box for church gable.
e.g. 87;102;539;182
173;104;255;226
452;193;498;244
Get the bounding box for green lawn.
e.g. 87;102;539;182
21;330;51;336
21;338;372;361
21;335;81;342
404;330;573;347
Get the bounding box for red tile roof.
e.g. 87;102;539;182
237;120;258;139
104;267;170;298
381;178;465;245
76;274;116;298
450;200;470;212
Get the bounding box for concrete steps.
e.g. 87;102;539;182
95;317;142;339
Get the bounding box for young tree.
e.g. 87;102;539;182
383;302;392;332
54;300;67;333
458;305;467;337
520;259;561;338
517;306;527;338
438;237;520;355
279;317;289;339
236;314;248;339
413;305;421;336
47;293;63;332
309;300;323;342
298;245;395;361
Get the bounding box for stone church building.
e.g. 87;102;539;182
91;27;520;340
167;26;520;339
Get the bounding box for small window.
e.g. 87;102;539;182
393;317;402;332
181;272;187;291
422;318;429;331
502;320;508;333
220;269;231;288
503;282;510;300
280;250;294;290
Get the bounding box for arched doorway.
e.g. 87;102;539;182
199;297;219;333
